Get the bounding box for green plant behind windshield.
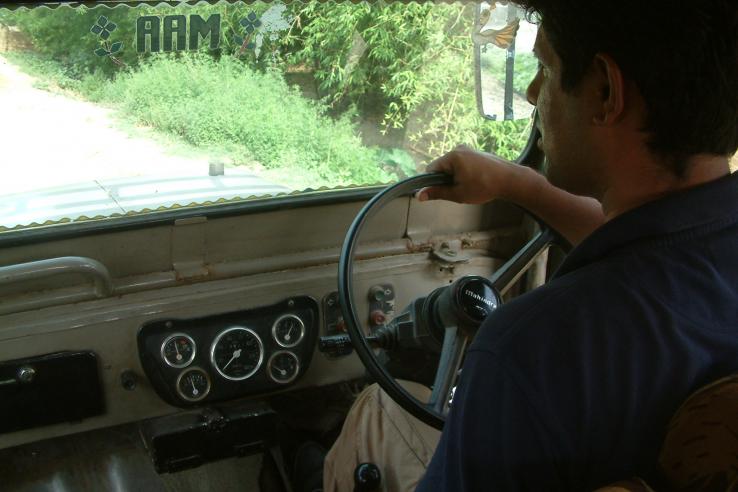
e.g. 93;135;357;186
109;55;389;187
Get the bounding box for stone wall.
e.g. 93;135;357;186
0;26;33;53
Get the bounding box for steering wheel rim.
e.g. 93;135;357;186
338;173;558;430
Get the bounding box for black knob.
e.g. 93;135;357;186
354;462;381;491
120;370;137;391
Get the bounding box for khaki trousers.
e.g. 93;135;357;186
322;381;441;492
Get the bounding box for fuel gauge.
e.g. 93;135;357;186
176;367;211;402
268;351;300;384
272;314;305;348
161;333;196;368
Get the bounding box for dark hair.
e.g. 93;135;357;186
517;0;738;176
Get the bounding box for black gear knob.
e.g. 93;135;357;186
354;462;381;491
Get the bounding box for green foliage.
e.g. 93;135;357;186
479;118;532;160
376;148;418;178
2;5;138;76
2;51;80;91
106;55;389;187
482;48;538;96
2;51;108;99
287;1;532;158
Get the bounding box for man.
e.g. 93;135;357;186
321;0;738;490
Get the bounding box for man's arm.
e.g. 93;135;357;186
417;146;605;246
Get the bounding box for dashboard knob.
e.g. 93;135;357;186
370;310;386;326
17;366;35;383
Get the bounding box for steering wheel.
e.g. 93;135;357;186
338;173;559;430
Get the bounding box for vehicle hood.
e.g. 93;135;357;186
0;171;291;229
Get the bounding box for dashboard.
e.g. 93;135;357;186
0;196;526;453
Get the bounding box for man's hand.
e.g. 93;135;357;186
417;145;517;205
415;145;606;246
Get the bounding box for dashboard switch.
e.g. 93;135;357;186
318;334;354;357
367;284;395;328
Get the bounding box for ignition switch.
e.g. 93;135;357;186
368;284;395;327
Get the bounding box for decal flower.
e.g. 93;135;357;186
234;12;262;52
89;15;125;66
90;15;117;40
241;12;262;34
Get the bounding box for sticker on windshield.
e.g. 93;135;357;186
136;13;221;53
90;16;125;65
89;5;293;57
234;4;293;58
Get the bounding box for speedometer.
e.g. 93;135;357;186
210;326;264;381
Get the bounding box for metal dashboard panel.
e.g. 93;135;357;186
138;296;319;407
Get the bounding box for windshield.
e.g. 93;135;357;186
0;1;535;231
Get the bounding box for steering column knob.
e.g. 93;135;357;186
354;462;381;491
436;276;501;330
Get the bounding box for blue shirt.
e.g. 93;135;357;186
418;171;738;491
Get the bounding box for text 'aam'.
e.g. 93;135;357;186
136;14;221;53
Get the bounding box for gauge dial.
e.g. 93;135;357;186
176;367;211;402
272;314;305;348
210;326;264;381
267;351;300;384
161;333;196;368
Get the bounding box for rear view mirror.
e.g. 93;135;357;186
473;1;536;121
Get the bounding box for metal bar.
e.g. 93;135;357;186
0;256;114;298
489;228;555;295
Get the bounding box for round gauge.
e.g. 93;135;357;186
272;314;305;348
160;333;196;368
176;366;211;402
210;326;264;381
267;351;300;384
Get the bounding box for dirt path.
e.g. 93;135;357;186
0;55;213;196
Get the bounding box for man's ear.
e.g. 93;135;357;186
591;53;625;125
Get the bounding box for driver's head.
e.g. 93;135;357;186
519;0;737;185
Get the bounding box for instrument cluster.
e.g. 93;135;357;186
137;297;318;406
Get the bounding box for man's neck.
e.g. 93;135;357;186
599;154;731;221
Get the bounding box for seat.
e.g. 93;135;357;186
596;375;738;492
658;375;738;491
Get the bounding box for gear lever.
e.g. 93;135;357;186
354;462;381;491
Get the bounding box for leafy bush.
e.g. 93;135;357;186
286;2;532;159
2;51;82;90
1;5;140;76
106;55;390;187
